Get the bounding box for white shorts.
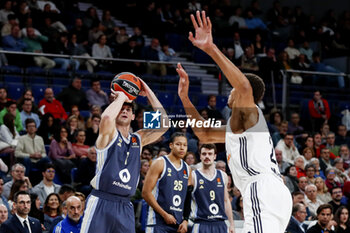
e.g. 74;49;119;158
241;175;292;233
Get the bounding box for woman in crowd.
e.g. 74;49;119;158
72;129;89;159
303;147;315;165
138;159;150;191
315;177;332;204
268;110;283;134
184;151;197;167
66;115;79;143
0;113;20;166
284;165;299;193
17;89;37;112
334;206;350;233
69;105;86;130
43;193;63;233
294;155;306;178
37;113;58;145
48;126;76;184
305;163;317;184
8;179;29;213
29;193;44;225
310;158;326;179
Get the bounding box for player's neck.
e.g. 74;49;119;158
200;164;216;178
167;153;182;168
117;125;130;138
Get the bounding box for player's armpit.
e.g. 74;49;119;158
196;125;226;143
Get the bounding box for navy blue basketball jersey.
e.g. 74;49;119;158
147;155;189;226
90;131;141;197
191;169;227;222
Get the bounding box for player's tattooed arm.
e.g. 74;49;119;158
137;78;169;146
142;158;177;225
177;63;225;143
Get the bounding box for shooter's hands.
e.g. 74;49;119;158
176;63;189;100
189;11;214;53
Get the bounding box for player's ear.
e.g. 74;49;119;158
169;142;173;150
131;113;135;121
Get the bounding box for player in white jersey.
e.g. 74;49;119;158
177;11;292;233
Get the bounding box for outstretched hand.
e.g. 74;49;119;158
189;11;214;53
138;77;150;97
110;89;132;103
176;63;189;100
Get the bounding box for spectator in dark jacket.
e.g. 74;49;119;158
56;77;88;110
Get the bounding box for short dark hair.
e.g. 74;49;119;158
14;191;30;203
142;145;153;155
25;118;36;128
58;184;75;195
90;78;100;86
292;203;304;216
43;163;55;172
207;95;216;102
316;204;333;215
330;186;342;195
91;114;101;120
170;132;187;143
245;73;265;104
5;99;16;108
122;102;135;114
199;143;217;154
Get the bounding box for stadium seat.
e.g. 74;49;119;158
71;167;78;184
81;79;90;88
165;84;178;92
52;78;70;86
4;75;23;83
26;66;46;75
96;71;113;79
80;110;90;118
197;94;209;108
52;85;63;95
136;96;148;106
100;80;110;89
29;76;48;85
157;92;175;106
7;83;25;100
190;85;201;93
1;65;22;74
31;84;47;101
49;68;69;77
216;95;228;109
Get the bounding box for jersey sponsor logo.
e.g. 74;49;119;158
167;168;172;176
119;168;131;183
209;203;219;215
217;177;223;187
183;170;188;179
143;111;161;129
131;137;139;148
173;195;182;207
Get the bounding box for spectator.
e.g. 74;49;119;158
268;110;283;135
37;113;58;145
305;184;323;216
298;176;308;194
284;165;299;193
69;18;89;46
48;126;76;184
0;204;8;225
232;32;244;59
272;120;288;147
15;118;49;177
308;91;331;133
159;42;176;62
17;89;37;113
288;113;306;140
335;125;350;148
83;7;100;29
259;48;279;82
115;26;129;48
7;179;30;212
38;88;68;121
215;160;226;173
53;196;83;233
43;193;63;232
56;77;88;111
0;113;19;163
225;47;241;67
334;206;350;232
0;1;14;24
119;38;142;72
129;26;145;48
303;144;315;165
75;147;96;197
28;193;44;225
232;195;244;220
276;148;291;174
69;106;85;131
23;27;56;70
240;46;259;71
320;123;331;144
0;88;10;111
0;100;23;132
284;38;301;61
141;37;166;76
310;158;326;180
15;1;30;28
325;168;342;192
276;133;301;164
340;145;350;169
52;33;80;71
299;41;313;62
1;14;18;37
3;164;31;199
315;177;332;204
57;185;75;203
66;115;79;143
204;95;224;122
2;25;26;66
295;155;306;178
244;9;267;30
286;203;309;233
306;204;334;233
328;187;344;215
319;148;333;173
138;159;150;192
72;130;89;159
278;51;292;70
91;34;113;71
326;132;340;156
101;10;118;40
85;114;100;146
310;52;345;88
141;146;153;162
0;179;10;213
20;99;41;130
31;163;60;207
88;22;104;44
228;6;247;29
184;152;197;167
20;17;42;37
252;33;266;56
305;163;317;184
86;79;109;108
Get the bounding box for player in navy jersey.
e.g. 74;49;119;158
177;11;292;233
80;78;168;233
188;144;235;233
142;132;192;233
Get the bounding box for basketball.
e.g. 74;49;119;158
111;72;142;100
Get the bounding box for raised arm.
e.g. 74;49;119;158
141;158;177;225
189;11;254;107
95;91;130;149
177;63;225;143
136;79;169;146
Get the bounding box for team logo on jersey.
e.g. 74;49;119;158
119;168;131;183
199;179;204;189
143;110;161;129
217;177;223;187
117;138;123;147
167;168;172;176
183;170;188;179
131;137;139;148
209;203;219;215
173;195;182;207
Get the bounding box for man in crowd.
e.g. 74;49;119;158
86;79;109;108
0;99;22;132
306;204;334;233
75;147;96;196
20;99;40;130
0;179;9;213
3;163;32;199
276;133;301;164
328;187;344;214
305;184;322;216
53;196;83;233
56;77;88;111
38;88;68;121
286;203;308;233
0;204;8;226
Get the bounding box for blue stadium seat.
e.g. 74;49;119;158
157;92;175;107
197;94;209;108
100;80;110;89
7;83;25;100
165;84;178;92
52;85;63;95
31;84;47;101
136;96;148;106
4;75;23;83
29;76;48;85
52;78;70;86
80;110;90;118
75;69;92;78
81;79;90;88
49;68;69;77
71;167;78;184
216;95;228;109
96;71;113;79
190;85;201;93
26;66;46;75
1;65;22;74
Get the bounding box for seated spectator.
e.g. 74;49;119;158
315;177;332;204
1;14;18;37
2;163;32;200
91;34;113;71
284;38;301;61
69;18;89;46
37;0;60;13
334;206;350;232
232;195;244;220
37;113;58;145
225;47;241;66
83;7;100;30
252;33;266;56
20;99;40;130
299;41;313;61
326;132;340;156
278;51;292;70
0;113;19;162
333;158;348;184
298;176;308;194
85;114;100;146
119;37;142;72
39;4;66;32
86;79;109;108
56;77;89;111
328;187;344;215
28;193;44;225
276;148;291;174
17;89;38;113
88;21;105;44
259;48;279;82
0;88;10;111
204;95;224;122
69;105;85;131
85;105;101;129
0;203;8;225
335;125;350;148
305;184;323;217
340;145;350;169
2;25;27;67
272;120;289;146
244;9;267;30
284;165;299;193
38;88;68;121
311;52;345;88
58;185;75;203
129;26;145;48
310;158;326;180
0;99;23;133
268;110;283;135
228;6;247;29
141;38;166;76
306;204;335;232
240;46;259;71
325;168;342;192
286;203;308;233
276;133;300;164
48;126;76;184
294;155;306;178
305;163;317;184
66;115;79;143
232;32;244;60
14;118;49;177
303;147;315;165
308;91;331;133
43;193;63;232
72;130;89;159
7;179;29;213
52;33;80;71
115;26;129;48
0;1;14;24
301;136;315;155
23;27;56;70
31;163;61;207
20;17;42;37
15;1;30;28
53;196;83;233
101;10;118;40
75;147;96;197
319;148;333;173
184;152;197;168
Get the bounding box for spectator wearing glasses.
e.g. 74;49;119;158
2;163;32;199
31;164;61;207
328;187;345;215
286;203;308;233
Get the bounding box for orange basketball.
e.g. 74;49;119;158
111;72;142;100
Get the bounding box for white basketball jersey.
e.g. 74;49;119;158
225;106;282;192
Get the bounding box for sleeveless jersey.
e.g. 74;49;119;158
191;169;227;222
225;106;281;192
147;155;189;226
90;131;141;197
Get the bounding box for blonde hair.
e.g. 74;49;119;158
315;177;328;193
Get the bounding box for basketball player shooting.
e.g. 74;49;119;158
81;76;168;233
177;11;292;233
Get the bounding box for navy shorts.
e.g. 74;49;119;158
81;189;135;233
192;221;227;233
146;224;179;233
